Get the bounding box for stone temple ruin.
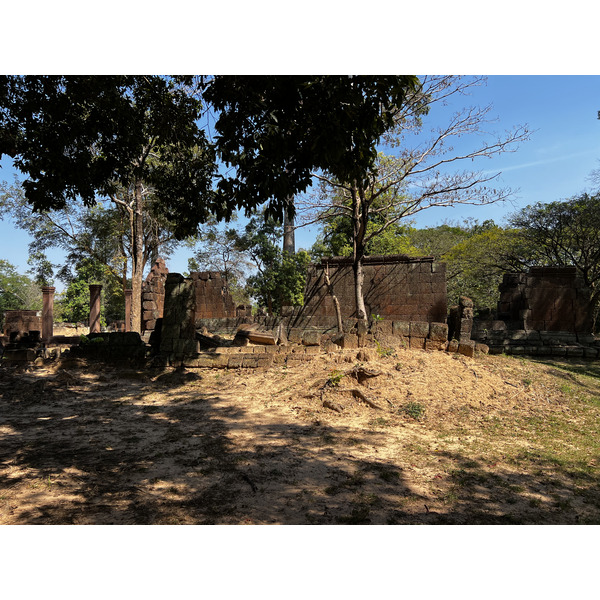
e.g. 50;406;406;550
471;266;598;358
2;255;600;366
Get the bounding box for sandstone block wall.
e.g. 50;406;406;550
298;255;447;326
3;310;42;339
159;274;199;360
472;266;598;357
142;261;238;336
142;258;169;334
497;266;593;332
188;271;237;320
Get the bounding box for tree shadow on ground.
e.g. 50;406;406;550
0;365;418;524
423;450;600;524
1;363;600;524
529;357;600;383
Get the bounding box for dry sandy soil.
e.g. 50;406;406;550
2;344;600;525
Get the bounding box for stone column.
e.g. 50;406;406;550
41;286;55;343
160;274;198;364
124;289;133;332
89;284;103;334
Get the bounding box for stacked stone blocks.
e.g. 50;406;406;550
3;310;42;339
472;267;598;357
497;267;592;332
300;255;447;325
159;274;199;360
142;258;169;334
189;271;236;320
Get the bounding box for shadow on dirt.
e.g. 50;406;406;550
1;362;599;524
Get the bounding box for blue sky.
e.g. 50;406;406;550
1;75;599;286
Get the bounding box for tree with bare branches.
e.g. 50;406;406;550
0;76;217;331
299;76;531;323
0;180;180;326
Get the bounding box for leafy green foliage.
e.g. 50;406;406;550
310;198;417;259
234;213;311;314
0;76;218;236
327;370;345;387
1;75;420;235
438;221;530;310
401;401;426;421
509;193;600;301
0;259;42;328
56;258;121;327
374;339;396;358
204;75;419;222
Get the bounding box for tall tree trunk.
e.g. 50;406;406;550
130;179;145;333
324;262;344;334
351;183;368;324
283;198;295;255
353;256;367;322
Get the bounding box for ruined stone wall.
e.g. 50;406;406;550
159;274;199;360
298;255;447;326
189;271;237;320
157;272;238;364
142;258;169;334
472;266;598;356
3;310;42;339
496;267;593;332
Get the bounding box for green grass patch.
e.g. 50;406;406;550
400;401;426;421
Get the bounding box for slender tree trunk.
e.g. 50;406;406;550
130;179;145;333
353;257;367;322
283;198;295;255
324;262;343;334
351;183;368;324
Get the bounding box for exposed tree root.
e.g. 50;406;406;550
338;387;382;410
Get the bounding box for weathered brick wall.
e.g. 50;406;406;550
472;266;598;357
189;271;237;320
3;310;42;339
299;255;447;325
497;267;593;332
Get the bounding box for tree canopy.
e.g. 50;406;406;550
508;192;600;307
204;75;419;222
0;259;42;328
0;76;217;231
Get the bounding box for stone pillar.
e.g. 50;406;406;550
124;289;133;332
41;286;55;343
160;274;198;364
89;284;103;334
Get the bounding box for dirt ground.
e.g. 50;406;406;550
2;344;600;525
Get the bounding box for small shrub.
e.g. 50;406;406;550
374;339;396;358
327;370;344;387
